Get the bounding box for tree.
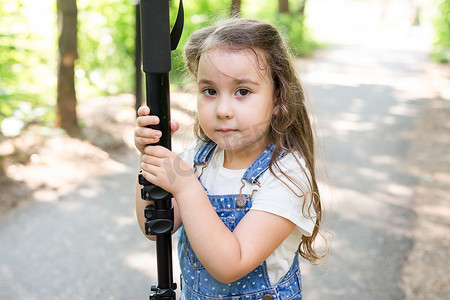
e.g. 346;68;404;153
279;0;289;13
298;0;307;15
432;0;450;63
276;0;312;56
231;0;241;17
279;0;307;15
56;0;80;136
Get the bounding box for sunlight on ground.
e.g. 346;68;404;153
126;242;181;285
303;0;436;93
306;0;435;48
114;216;136;227
126;252;158;278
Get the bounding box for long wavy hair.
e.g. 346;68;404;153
184;18;326;264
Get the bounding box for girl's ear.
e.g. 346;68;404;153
271;98;290;130
272;94;282;116
272;104;280;116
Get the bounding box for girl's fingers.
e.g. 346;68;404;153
137;115;160;127
136;136;159;147
143;145;169;157
137;105;150;116
140;168;157;184
137;106;177;134
170;121;179;134
141;156;165;183
136;106;179;141
135;126;162;140
141;153;160;165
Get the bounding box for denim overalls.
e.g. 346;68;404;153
178;142;302;300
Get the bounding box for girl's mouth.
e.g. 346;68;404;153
216;128;238;133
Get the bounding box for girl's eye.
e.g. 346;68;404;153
236;88;251;97
203;88;217;97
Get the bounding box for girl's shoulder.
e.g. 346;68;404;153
253;151;316;236
277;151;308;171
259;151;311;195
274;152;310;180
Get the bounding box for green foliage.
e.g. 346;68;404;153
0;0;56;136
276;12;318;57
169;0;230;88
432;0;450;63
77;0;135;96
242;0;278;19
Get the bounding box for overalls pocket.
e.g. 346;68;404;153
216;213;236;231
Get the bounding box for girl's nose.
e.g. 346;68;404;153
216;96;234;119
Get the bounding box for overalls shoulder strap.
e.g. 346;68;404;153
193;141;287;184
242;144;289;185
193;141;217;165
242;144;275;185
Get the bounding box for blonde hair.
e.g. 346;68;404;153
185;18;326;264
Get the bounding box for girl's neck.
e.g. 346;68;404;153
222;142;269;170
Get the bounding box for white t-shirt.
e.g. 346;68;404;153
179;141;316;284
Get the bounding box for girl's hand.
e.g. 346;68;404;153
140;145;197;196
134;106;179;154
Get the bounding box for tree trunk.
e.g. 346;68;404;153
230;0;241;17
299;0;307;16
56;0;80;136
279;0;289;13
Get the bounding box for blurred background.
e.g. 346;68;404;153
0;0;449;299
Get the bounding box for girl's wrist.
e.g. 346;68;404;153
172;173;201;200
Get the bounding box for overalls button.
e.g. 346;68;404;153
236;195;247;207
262;295;273;300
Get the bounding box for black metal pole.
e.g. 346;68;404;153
135;2;143;116
145;74;171;149
138;0;183;299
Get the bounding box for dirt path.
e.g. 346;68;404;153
0;94;138;218
402;63;450;299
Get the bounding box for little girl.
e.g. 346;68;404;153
135;18;325;299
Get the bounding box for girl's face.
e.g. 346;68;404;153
196;47;274;161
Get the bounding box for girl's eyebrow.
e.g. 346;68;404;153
197;78;214;85
197;78;260;86
232;78;260;86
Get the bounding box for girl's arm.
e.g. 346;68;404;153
176;182;295;283
141;146;296;283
